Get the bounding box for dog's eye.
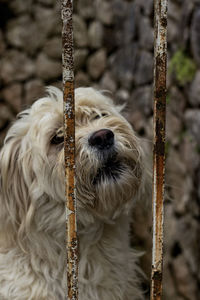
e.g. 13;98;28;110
51;135;64;145
93;114;101;120
92;113;108;120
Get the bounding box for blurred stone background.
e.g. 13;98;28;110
0;0;200;299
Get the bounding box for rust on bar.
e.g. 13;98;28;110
151;0;168;299
61;1;78;300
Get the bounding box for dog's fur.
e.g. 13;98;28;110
0;87;147;300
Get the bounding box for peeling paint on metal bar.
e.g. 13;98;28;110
151;0;168;299
61;0;78;299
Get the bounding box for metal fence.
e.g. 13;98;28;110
62;0;168;299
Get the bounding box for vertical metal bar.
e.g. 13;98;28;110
151;0;168;299
61;1;78;300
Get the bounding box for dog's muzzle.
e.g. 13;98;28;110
92;154;125;185
88;129;125;185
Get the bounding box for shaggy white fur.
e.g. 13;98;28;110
0;87;147;300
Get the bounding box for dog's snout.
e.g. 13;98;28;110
89;129;114;150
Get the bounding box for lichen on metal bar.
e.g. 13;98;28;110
61;1;78;299
151;0;168;299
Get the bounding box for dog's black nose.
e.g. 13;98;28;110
89;129;114;150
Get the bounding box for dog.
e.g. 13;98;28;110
0;87;148;300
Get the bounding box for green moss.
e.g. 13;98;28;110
169;50;197;86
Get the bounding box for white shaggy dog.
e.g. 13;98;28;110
0;87;147;300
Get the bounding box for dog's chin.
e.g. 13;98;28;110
92;152;130;186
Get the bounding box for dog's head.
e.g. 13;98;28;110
0;87;144;247
75;88;144;221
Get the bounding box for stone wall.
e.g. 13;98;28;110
0;0;200;299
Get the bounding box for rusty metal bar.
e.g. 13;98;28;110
61;1;78;300
151;0;168;299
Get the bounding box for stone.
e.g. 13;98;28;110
43;37;62;59
36;53;61;80
185;109;200;146
99;72;117;93
145;117;153;140
181;135;200;174
115;89;130;104
6;16;28;48
87;49;107;80
0;50;35;83
103;28;117;52
109;43;138;89
197;169;200;211
189;70;200;107
135;0;153;16
112;0;128;20
9;0;32;14
127;110;146;135
130;85;153;116
74;49;89;72
168;1;181;22
73;15;88;48
172;255;197;299
191;8;200;66
0;103;14;129
33;5;59;37
177;217;200;278
168;18;180;45
113;1;137;46
123;3;137;45
163;204;177;255
169;86;186;117
0;30;5;55
166;148;193;215
77;0;95;19
175;215;200;283
96;0;114;25
0;1;13;31
24;79;45;105
166;110;182;146
6;16;47;55
139;17;154;51
167;147;187;178
2;83;22;113
179;1;194;48
75;71;90;88
37;0;55;5
134;50;153;85
163;206;189;300
88;21;104;49
51;1;62;35
163;262;182;300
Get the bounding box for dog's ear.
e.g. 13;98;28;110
0;136;31;249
